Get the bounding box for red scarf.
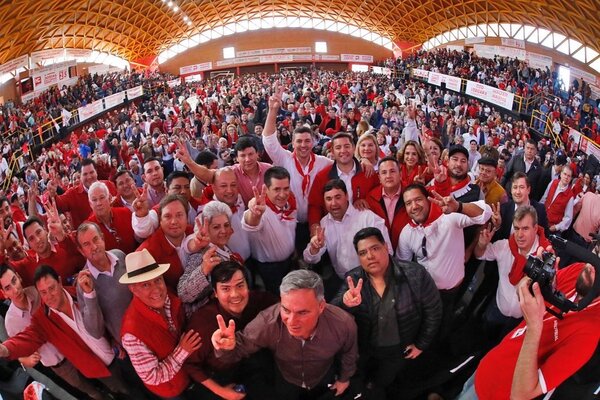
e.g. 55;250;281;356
508;226;551;285
265;193;297;221
293;152;316;197
449;176;471;193
408;201;443;227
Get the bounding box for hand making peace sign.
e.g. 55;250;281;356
342;276;363;308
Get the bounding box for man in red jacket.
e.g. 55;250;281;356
308;132;379;235
120;249;202;399
540;165;575;235
46;158;117;229
0;265;130;397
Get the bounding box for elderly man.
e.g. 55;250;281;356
475;157;508;206
75;222;133;344
46;159;117;228
0;265;130;398
333;227;442;399
212;269;358;399
86;181;138;254
120;249;202;399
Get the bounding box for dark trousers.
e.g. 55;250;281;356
482;299;522;347
252;256;293;295
295;223;311;256
357;344;407;399
51;359;104;400
272;365;338;400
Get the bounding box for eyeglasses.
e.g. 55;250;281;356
421;236;428;258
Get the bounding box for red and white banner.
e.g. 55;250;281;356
184;74;203;82
180;62;213;75
501;38;525;49
237;47;312;57
412;68;430;79
526;52;553;69
30;49;66;66
319;55;340;61
570;128;600;160
104;92;126;109
78;99;104;122
260;54;293;63
0;54;29;75
569;66;600;87
32;62;75;91
167;78;181;88
444;75;462;92
126;86;144;99
340;54;373;63
428;71;442;86
371;66;391;76
465;81;515;110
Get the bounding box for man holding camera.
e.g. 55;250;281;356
458;259;599;400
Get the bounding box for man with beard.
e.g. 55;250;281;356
0;196;27;264
433;145;483;203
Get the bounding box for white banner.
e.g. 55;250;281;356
180;62;213;75
501;38;525;49
236;47;312;57
340;54;373;63
569;66;599;87
32;62;75;91
473;44;526;60
444;75;462;92
104;92;126;109
465;81;515;110
412;68;430;79
126;86;144;99
21;91;37;103
465;37;485;45
30;49;66;66
65;48;92;58
428;71;442;86
88;64;110;76
184;74;203;82
526;52;553;69
291;54;314;61
78;99;105;122
371;66;391;76
319;55;340;61
259;54;293;63
446;45;465;52
167;78;181;88
0;54;29;75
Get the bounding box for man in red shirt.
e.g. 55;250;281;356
46;159;117;229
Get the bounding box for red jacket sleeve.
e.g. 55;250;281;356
3;319;47;360
308;172;327;228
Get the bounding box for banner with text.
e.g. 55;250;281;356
465;80;515;110
501;38;526;49
78;85;143;122
180;62;213;75
0;54;29;75
236;47;312;57
30;49;66;66
167;78;181;88
32;61;76;91
340;54;373;63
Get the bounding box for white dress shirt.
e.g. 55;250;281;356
242;207;297;263
263;134;332;222
53;290;114;366
131;203;198;239
477;237;539;318
303;205;392;278
397;200;492;289
337;164;357;204
5;288;64;367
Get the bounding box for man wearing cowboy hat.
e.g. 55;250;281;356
120;249;203;399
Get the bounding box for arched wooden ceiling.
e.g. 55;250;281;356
1;0;599;64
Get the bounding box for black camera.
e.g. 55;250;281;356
524;251;556;291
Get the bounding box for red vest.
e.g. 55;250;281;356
544;179;574;225
87;207;138;254
136;226;193;292
121;294;189;397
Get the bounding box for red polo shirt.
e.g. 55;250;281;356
54;181;117;229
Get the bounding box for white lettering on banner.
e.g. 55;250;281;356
465;37;485;45
501;38;525;49
465;80;514;110
179;62;213;75
340;54;373;63
428;71;442;86
413;68;430;79
0;54;29;75
167;78;181;88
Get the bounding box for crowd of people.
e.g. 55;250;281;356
0;47;598;400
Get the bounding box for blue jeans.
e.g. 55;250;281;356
456;373;479;400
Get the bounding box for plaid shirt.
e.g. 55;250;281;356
122;296;189;386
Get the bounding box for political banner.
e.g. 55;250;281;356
180;62;213;75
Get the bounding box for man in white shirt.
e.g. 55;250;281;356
474;206;550;341
242;166;297;294
303;179;392;282
0;265;104;400
263;86;333;251
397;183;491;337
